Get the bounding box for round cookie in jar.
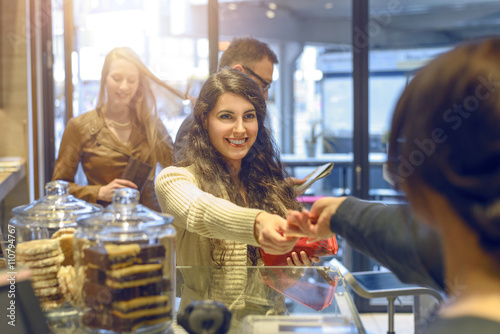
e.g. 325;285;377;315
75;188;176;334
9;180;103;328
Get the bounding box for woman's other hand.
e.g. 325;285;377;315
97;178;138;202
286;251;319;266
286;177;306;187
254;212;299;255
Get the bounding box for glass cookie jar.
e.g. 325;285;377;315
74;188;176;334
9;180;103;330
11;180;103;244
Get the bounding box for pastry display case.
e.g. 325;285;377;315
9;180;102;331
174;264;365;334
74;188;176;333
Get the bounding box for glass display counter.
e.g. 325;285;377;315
175;265;365;334
0;264;364;333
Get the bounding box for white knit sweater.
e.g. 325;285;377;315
155;166;284;319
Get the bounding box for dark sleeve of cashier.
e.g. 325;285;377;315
331;197;445;291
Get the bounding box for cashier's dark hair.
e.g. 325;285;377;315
179;67;300;266
387;38;500;260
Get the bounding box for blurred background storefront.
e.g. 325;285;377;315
2;0;500;312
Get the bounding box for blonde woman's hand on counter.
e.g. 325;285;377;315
97;179;138;202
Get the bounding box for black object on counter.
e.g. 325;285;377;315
177;300;231;334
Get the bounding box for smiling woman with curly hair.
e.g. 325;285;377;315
156;67;316;332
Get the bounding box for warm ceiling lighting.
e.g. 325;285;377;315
228;3;237;10
266;10;275;18
268;2;277;10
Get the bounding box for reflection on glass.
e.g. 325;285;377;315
53;0;210;160
52;0;66;157
174;265;362;334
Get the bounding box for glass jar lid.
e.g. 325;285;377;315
11;180;103;225
77;188;174;241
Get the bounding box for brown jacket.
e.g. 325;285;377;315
52;109;173;211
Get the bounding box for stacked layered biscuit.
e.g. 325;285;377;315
17;239;66;311
16;228;78;311
52;228;75;266
81;243;171;332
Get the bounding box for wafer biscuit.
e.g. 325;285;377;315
111;305;171;319
30;264;60;276
81;242;170;331
84;244;142;269
18;249;60;261
17;239;61;256
58;234;74;266
31;278;59;289
34;286;60;297
51;227;75;239
113;295;169;312
52;228;75;266
58;265;82;306
31;273;58;282
22;254;65;268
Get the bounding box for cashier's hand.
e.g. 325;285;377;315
287;251;320;266
98;179;138;202
254;212;299;255
286;197;347;243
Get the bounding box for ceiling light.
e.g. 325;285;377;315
325;2;333;10
228;3;237;10
266;10;275;18
268;2;277;10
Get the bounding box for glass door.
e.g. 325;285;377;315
51;0;210;185
362;0;500;312
217;0;354;267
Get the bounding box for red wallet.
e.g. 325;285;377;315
260;236;338;266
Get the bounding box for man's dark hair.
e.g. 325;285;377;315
218;37;279;69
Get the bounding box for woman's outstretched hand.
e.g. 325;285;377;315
254;212;299;255
97;178;138;202
285;197;345;243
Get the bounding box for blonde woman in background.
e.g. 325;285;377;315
53;47;186;211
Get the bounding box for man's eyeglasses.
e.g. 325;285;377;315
242;66;271;92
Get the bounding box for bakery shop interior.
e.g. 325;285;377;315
2;1;500;334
